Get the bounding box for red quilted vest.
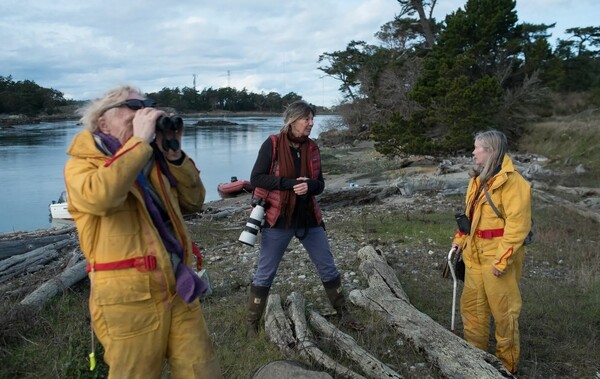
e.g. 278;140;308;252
253;135;323;227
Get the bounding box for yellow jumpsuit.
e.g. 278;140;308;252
65;130;222;378
453;155;531;374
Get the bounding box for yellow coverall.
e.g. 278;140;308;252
65;130;222;378
453;154;531;373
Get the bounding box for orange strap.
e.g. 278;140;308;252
475;228;504;239
86;255;157;272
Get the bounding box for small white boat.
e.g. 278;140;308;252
49;191;73;220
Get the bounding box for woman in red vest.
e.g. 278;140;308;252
246;100;364;337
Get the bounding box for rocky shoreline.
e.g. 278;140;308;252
0;114;79;128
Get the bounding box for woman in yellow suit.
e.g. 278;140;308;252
65;85;222;378
452;130;531;374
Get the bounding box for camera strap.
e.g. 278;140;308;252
483;186;503;219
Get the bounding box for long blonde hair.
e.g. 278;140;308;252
469;130;507;182
280;100;315;134
77;85;141;132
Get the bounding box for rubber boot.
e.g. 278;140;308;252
323;276;365;331
246;284;270;338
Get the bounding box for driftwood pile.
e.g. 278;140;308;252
0;225;85;308
263;245;515;379
531;183;600;223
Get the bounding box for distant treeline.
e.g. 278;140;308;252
145;87;308;113
0;76;76;116
0;75;313;117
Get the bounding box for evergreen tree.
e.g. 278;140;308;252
0;76;69;116
375;0;524;154
553;27;600;91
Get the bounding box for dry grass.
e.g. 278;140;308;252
519;111;600;187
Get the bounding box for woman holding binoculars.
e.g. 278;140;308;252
64;85;222;378
245;100;365;337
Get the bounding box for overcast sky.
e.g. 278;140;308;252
2;0;597;107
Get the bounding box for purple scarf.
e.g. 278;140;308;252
94;132;207;303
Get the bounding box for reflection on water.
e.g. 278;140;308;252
0;122;71;150
0;115;340;233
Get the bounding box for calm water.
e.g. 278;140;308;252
0;115;339;233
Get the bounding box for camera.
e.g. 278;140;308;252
455;212;471;234
156;115;183;151
239;198;267;246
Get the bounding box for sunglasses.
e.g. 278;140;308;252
100;98;156;114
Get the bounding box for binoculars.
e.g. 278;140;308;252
156;115;183;151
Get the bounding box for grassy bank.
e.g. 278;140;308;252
0;114;598;378
519;111;600;187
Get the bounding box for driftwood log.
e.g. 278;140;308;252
264;293;296;355
0;225;76;239
20;259;87;307
285;292;366;379
349;245;514;379
308;311;402;379
0;226;76;260
533;188;600;223
531;181;600;197
202;206;245;220
265;292;403;379
0;238;78;285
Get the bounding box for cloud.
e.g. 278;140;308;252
0;0;595;106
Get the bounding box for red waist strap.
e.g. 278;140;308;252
86;255;157;273
476;228;504;239
192;243;203;271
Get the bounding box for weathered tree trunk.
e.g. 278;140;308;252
0;234;72;260
203;206;245;220
308;311;402;379
286;292;366;379
531;181;599;197
264;293;296;356
349;246;514;379
411;0;436;48
20;259;87;307
0;238;77;284
0;225;76;240
533;188;600;223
